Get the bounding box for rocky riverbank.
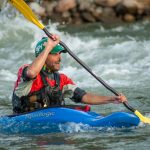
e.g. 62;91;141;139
1;0;150;25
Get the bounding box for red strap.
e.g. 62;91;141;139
75;105;91;112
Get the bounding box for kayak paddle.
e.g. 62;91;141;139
8;0;150;124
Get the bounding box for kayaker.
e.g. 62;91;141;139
12;35;127;114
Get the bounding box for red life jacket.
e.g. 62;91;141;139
14;65;74;93
12;65;74;113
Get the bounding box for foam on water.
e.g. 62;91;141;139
0;4;150;150
0;18;150;91
0;5;150;101
0;69;16;82
58;122;124;134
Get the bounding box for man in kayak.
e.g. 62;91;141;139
12;35;127;114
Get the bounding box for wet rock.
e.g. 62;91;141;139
95;0;109;7
103;7;116;16
55;0;76;13
41;1;57;15
95;0;121;7
100;7;122;23
24;0;150;25
137;0;150;7
78;0;92;11
115;2;127;16
81;12;96;22
92;7;103;20
122;0;139;14
61;11;72;24
29;2;46;17
107;0;122;7
62;11;71;18
123;13;135;22
72;17;83;25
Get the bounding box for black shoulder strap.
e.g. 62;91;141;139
40;71;60;88
40;71;48;86
54;72;60;87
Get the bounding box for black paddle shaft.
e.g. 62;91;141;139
43;28;135;112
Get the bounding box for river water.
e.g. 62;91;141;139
0;4;150;150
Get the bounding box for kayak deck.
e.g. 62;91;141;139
0;106;140;134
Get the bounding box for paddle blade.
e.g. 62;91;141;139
135;110;150;124
8;0;44;29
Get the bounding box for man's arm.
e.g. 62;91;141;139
81;93;127;105
26;35;60;79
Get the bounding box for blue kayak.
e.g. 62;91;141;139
0;106;140;134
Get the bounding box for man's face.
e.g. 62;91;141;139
45;52;61;72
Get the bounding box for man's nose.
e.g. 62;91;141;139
56;53;61;59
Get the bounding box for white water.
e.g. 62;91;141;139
0;5;150;150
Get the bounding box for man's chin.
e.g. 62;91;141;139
52;67;60;72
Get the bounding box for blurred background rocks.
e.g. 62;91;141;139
1;0;150;25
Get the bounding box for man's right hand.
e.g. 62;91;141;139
44;34;60;53
112;94;128;104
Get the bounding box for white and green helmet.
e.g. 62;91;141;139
35;37;66;57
